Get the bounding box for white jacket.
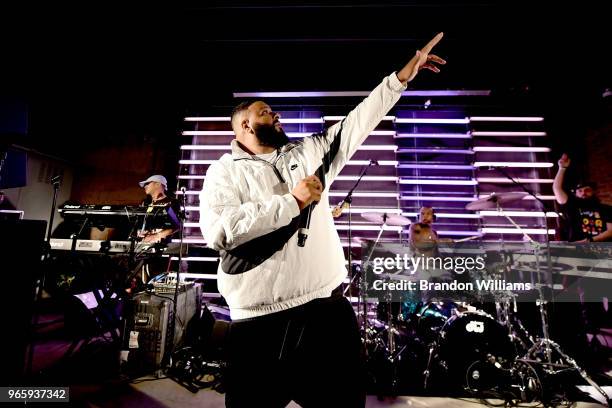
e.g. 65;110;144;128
199;72;406;319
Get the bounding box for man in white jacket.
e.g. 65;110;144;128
200;33;445;407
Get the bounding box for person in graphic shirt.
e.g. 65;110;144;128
553;154;612;242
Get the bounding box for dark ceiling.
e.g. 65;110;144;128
1;2;609;157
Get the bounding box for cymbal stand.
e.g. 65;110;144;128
492;168;610;405
361;214;389;355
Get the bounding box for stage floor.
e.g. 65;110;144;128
73;377;609;407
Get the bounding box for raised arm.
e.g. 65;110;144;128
553;153;570;205
304;32;446;182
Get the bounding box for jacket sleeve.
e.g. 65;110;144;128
302;72;406;182
199;161;301;251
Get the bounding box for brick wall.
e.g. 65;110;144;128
70;135;177;205
585;123;612;205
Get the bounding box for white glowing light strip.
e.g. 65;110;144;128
474;162;553;168
184;222;200;228
402;212;481;219
477;177;554;183
181;145;231;150
280;118;325;124
184;117;231;122
233;90;490;98
335;175;398;181
479;211;559;218
167;272;218;280
473;146;551;152
347;160;398;166
524;195;555;200
178;175;207;179
184;118;324;124
400;196;476;202
335;225;403;232
286;132;313;138
356;145;397;151
332;208;401;214
180;145;230;150
469;116;544;122
182;131;234;136
399;179;478;185
183;116;332;124
324;115;395;121
179;160;215;165
397;148;474;154
471;131;547;137
397;164;475;170
329;192;399;198
175;191;200;195
434;231;483;236
168;257;219;262
481;228;555;235
172;238;206;244
395;118;469;124
395;133;472;139
287;131;395;138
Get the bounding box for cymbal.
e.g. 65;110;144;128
361;212;411;226
465;192;528;211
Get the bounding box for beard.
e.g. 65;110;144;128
252;122;290;149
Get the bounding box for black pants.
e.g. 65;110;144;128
225;290;365;408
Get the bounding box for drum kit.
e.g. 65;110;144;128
349;193;611;405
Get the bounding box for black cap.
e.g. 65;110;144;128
573;181;597;191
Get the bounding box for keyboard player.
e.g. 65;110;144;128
137;175;181;244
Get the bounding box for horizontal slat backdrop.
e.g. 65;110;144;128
173;92;554;292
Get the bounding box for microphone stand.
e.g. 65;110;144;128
165;187;187;366
341;160;377;296
337;160;377;354
46;175;62;255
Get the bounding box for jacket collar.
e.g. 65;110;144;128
230;139;300;161
230;140;253;160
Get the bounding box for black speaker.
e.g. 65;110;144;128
0;219;46;385
120;284;202;377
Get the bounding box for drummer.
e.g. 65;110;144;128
409;207;440;246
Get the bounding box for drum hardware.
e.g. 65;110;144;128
465;357;543;403
421;307;514;390
359;211;411;360
467;169;611;405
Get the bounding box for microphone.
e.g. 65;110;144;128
370;159;379;166
298;202;315;247
180;186;187;194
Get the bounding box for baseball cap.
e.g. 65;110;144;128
573;181;597;191
138;175;168;189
